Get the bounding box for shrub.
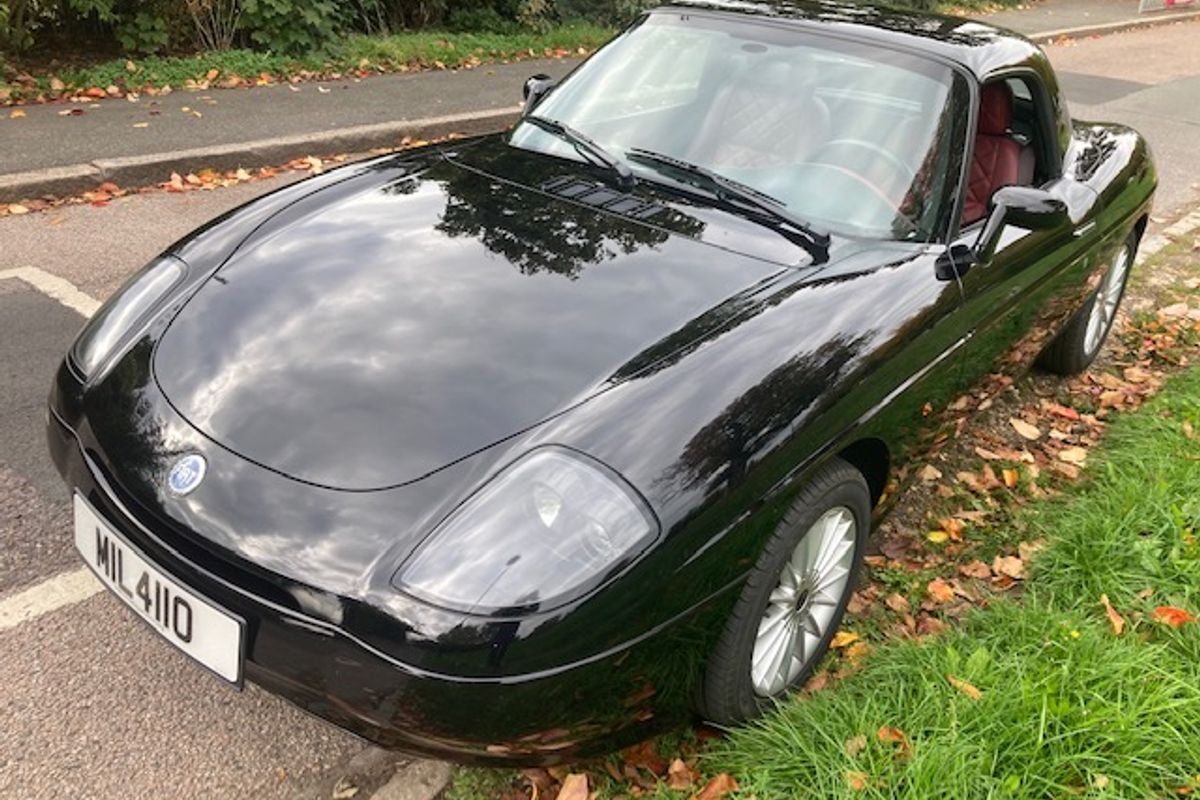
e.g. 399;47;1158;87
239;0;341;53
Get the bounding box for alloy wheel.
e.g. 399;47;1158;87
750;506;857;697
1084;244;1132;357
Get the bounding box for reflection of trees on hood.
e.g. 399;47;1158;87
433;167;705;280
661;332;871;497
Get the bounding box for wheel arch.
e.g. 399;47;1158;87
836;437;890;508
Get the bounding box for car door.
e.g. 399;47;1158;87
950;73;1102;385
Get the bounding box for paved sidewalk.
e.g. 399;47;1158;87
988;0;1200;37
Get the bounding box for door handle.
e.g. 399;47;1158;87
1073;221;1097;239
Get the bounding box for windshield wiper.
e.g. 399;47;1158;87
626;148;830;251
523;115;635;190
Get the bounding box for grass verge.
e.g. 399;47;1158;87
710;366;1200;798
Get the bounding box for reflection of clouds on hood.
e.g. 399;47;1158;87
155;164;781;491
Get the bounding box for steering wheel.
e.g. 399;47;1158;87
794;162;919;235
815;138;916;188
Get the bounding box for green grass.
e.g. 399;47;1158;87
708;367;1200;798
2;24;613;101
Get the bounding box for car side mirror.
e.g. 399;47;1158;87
975;185;1069;263
523;74;556;112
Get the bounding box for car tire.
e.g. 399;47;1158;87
698;457;870;725
1039;233;1138;376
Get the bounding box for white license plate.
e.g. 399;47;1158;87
73;493;244;684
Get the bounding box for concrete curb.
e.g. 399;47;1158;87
0;106;521;203
1026;9;1200;43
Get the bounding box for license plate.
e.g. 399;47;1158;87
73;493;244;684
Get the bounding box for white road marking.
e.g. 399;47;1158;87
0;266;101;629
0;568;101;633
0;266;99;316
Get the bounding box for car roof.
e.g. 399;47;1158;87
652;0;1044;79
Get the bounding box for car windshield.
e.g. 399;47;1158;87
510;12;968;242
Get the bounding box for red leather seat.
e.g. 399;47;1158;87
962;82;1021;225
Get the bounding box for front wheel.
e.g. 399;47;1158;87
698;457;869;724
1039;233;1137;375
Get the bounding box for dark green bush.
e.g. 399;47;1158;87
240;0;342;54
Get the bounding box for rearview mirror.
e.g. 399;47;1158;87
523;74;556;112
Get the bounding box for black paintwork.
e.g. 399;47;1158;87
48;0;1156;765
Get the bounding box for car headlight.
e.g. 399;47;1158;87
395;447;658;615
70;255;187;379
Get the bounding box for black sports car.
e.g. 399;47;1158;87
49;0;1155;765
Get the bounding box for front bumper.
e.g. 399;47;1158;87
48;403;727;764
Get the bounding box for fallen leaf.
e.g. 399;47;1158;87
885;593;910;613
1152;606;1197;629
235;168;252;181
1052;461;1081;480
1124;366;1154;384
1100;594;1125;636
7;204;30;215
947;674;982;700
667;759;698;790
845;771;870;791
1058;446;1088;467
1184;420;1195;440
1017;540;1046;562
927;530;949;544
10;109;26;118
205;68;219;81
318;85;331;93
1001;468;1019;488
927;578;955;604
692;773;737;800
331;777;359;799
956;471;987;493
830;630;860;649
918;464;942;482
1045;402;1080;421
126;59;138;72
557;774;588;800
845;641;871;663
845;735;868;757
992;555;1025;580
132;122;149;128
877;726;912;760
622;740;668;776
1010;418;1042;441
959;560;991;579
50;76;65;91
940;517;965;541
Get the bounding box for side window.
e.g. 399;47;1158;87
1003;75;1055;187
963;75;1056;225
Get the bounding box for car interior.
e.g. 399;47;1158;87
961;77;1049;226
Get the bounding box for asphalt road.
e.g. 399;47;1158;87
1;22;1199;800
